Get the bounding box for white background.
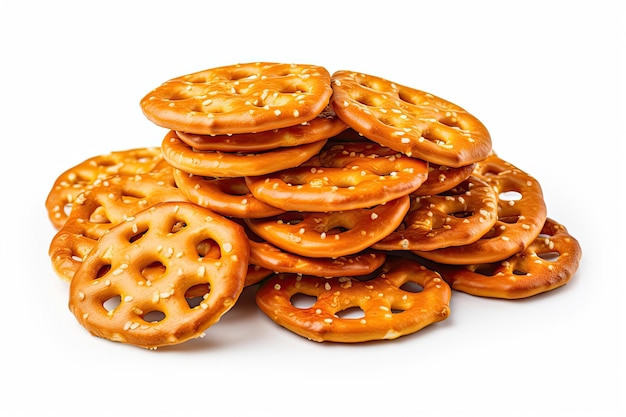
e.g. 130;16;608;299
1;1;624;416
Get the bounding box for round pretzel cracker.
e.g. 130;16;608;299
69;202;250;349
330;70;492;167
415;153;548;264
255;256;451;342
46;147;168;229
249;239;387;277
431;218;582;299
244;195;410;258
172;169;285;218
174;106;347;152
140;62;333;135
245;140;428;212
161;129;327;177
414;162;476;196
373;175;498;251
49;168;189;282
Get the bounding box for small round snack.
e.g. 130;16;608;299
68;202;250;349
249;239;387;277
245;140;428;212
175;106;347;152
430;218;582;299
255;256;451;342
161;129;328;177
415;152;547;264
373;175;498;251
140;62;333;135
330;70;492;167
413;162;476;196
49;169;189;282
46;147;168;229
244;195;410;258
172;169;285;218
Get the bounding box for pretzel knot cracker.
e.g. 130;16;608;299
330;70;492;167
45;147;168;229
245;141;428;212
245;195;410;258
373;175;498;251
161;129;327;177
174;106;347;152
255;257;451;342
415;153;547;264
140;62;333;135
49;169;189;282
172;169;285;219
68;202;250;349
432;218;582;299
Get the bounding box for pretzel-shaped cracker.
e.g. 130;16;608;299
69;202;250;349
414;162;476;196
245;140;427;212
46;147;168;229
255;256;451;342
330;70;492;167
175;106;347;152
430;218;582;299
373;175;498;251
415;153;547;264
49;168;189;282
244;195;410;258
140;62;333;135
161;129;327;177
249;239;387;277
172;169;285;218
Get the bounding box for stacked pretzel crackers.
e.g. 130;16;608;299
46;62;582;349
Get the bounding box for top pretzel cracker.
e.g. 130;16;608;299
140;62;333;135
330;70;492;167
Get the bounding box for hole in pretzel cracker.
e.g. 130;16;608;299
335;306;365;319
498;191;522;201
142;261;166;281
103;295;121;312
399;281;424;293
538;251;560;262
185;284;211;308
196;238;221;259
290;293;317;309
142;310;166;323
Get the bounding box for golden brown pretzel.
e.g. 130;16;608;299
330;70;492;167
415;153;547;264
429;218;582;299
245;140;428;212
45;147;168;229
414;162;476;196
373;175;498;251
161;129;327;177
69;202;250;349
249;239;387;277
244;195;410;258
49;168;189;282
255;256;451;342
140;62;333;135
175;106;347;152
172;169;285;218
